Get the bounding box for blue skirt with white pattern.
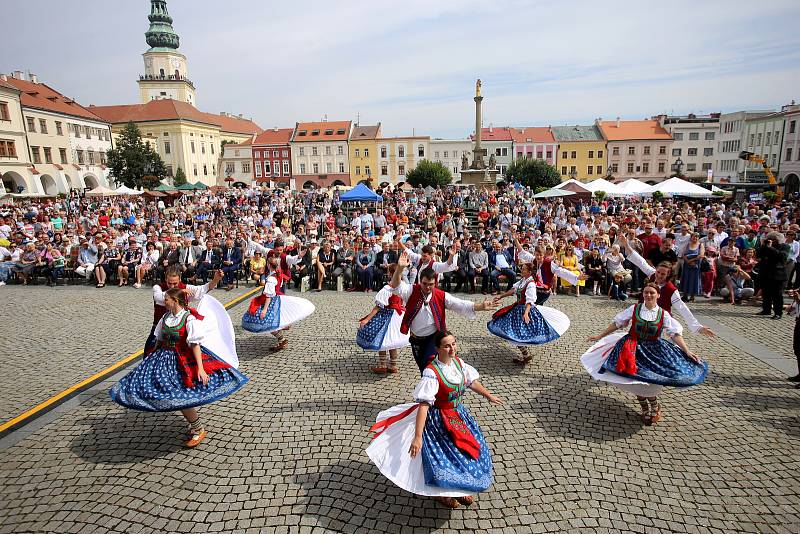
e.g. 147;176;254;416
487;303;560;345
601;336;708;387
241;297;281;333
356;308;393;351
421;404;493;492
109;347;248;412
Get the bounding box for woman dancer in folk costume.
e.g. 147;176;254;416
241;255;315;351
581;283;708;425
488;261;576;365
110;287;248;447
367;331;503;509
357;263;410;374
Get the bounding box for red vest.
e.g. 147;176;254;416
415;259;437;285
537;258;554;289
153;281;187;326
400;285;447;335
164;309;230;387
638;275;678;313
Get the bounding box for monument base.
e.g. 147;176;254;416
459;168;500;188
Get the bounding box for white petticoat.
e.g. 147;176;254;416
379;311;411;351
277;295;316;330
580;331;664;397
194;294;240;369
365;403;473;498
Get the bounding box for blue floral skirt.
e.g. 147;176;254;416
421;404;493;492
601;336;708;387
109;347;248;412
357;308;393;351
241;297;281;333
487;304;559;345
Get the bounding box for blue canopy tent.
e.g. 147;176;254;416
339;183;383;202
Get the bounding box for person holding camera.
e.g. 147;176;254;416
756;232;789;320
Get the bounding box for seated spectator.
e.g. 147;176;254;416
134;242;160;289
219;237;242;290
334;240;354;290
13;243;39;285
196;241;220;284
354;243;375;292
609;271;628;301
489;239;515;294
584;248;605;296
249;250;266;284
118;243;142;286
314;241;336;291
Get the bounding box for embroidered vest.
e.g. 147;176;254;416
628;303;664;341
429;357;467;409
400;285;447;335
153;281;186;326
427;357;480;460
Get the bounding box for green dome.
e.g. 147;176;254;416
145;0;179;50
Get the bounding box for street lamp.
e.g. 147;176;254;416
672;157;684;177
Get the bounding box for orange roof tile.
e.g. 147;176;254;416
479;127;513;141
293;121;351;142
3;77;105;122
254;127;294;146
598;120;672;141
350;124;381;140
509;127;555;143
90;99;262;135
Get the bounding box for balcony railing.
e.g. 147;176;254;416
138;74;195;89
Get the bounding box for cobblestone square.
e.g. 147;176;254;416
1;286;799;533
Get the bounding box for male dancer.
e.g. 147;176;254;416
146;265;223;354
390;252;496;373
619;235;715;336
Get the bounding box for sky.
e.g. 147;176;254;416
5;0;800;138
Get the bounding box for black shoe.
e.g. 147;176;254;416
771;314;782;320
787;374;800;382
755;311;771;316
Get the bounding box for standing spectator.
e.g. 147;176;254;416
757;232;789;319
637;222;662;262
679;233;704;302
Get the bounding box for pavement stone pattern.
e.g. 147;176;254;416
0;284;254;423
1;287;800;533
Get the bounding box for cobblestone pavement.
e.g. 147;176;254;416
0;284;254;423
1;287;800;533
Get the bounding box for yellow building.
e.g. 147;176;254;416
377;136;430;185
551;125;607;182
349;124;381;185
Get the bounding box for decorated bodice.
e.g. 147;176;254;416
161;310;190;348
429;357;467;410
628;303;664;341
515;278;532;302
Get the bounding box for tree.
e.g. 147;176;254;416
594;190;607;202
651;190;665;202
106;121;167;189
173;166;188;186
405;160;452;188
505;158;561;189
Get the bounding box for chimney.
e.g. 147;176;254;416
273;126;279;132
238;113;243;119
489;123;493;133
615;117;621;128
12;70;24;80
219;112;227;117
0;74;6;81
28;73;38;83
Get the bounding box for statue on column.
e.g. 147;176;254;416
461;153;469;170
476;79;482;97
488;153;496;170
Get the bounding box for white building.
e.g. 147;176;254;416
715;110;773;182
429;138;473;182
741;105;796;182
220;140;253;186
478;126;514;177
780;107;800;196
657;114;719;181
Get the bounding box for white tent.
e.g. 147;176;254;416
644;177;714;198
84;185;119;197
553;179;584;189
114;185;144;196
584;178;623;196
615;179;651;195
533;188;576;199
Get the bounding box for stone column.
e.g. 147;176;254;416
474;95;483;152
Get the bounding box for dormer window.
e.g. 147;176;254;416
311;129;320;136
336;129;346;135
297;130;307;136
325;129;334;135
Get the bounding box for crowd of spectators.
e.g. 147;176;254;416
0;183;797;317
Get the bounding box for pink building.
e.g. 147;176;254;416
510;127;557;166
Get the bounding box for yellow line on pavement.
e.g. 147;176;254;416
0;286;261;435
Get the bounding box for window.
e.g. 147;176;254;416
0;102;9;121
365;166;371;176
705;132;715;140
164;141;171;154
32;145;42;163
338;145;344;155
642;162;649;173
562;151;567;159
659;146;666;155
242;162;250;173
757;133;762;146
569;165;576;174
588;150;594;158
441;151;446;158
37;119;49;134
42;147;52;164
398;146;405;158
398;164;405;175
596;165;602;174
364;148;369;157
253;150;260;158
55;121;63;135
703;148;713;156
612;147;619;156
26;117;35;132
766;132;771;146
418;145;424;157
381;147;387;158
313;163;319;173
561;166;568;175
381;164;388;176
166;165;173;176
627;146;635;155
787;148;794;162
355;148;360;157
273;163;279;177
85;125;91;139
672;148;682;156
283;161;289;175
225;162;234;174
193;165;198;176
312;147;318;156
326;162;333;173
689;132;699;140
587;165;593;175
59;148;67;163
687;148;697;156
191;141;195;154
673;132;684;141
201;143;205;154
88;150;96;165
627;162;634;173
323;146;330;156
749;133;755;146
571;151;577;158
536;151;543;159
790;121;797;134
643;146;651;156
299;147;305;156
702;163;712;171
516;151;522;159
271;150;277;158
234;150;240;157
255;162;262;178
338;162;345;173
203;164;208;176
212;165;216;176
264;161;271;175
299;163;306;173
355;166;361;175
547;150;553;159
686;163;697;172
658;162;665;173
611;163;619;173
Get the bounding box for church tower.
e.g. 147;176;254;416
137;0;197;106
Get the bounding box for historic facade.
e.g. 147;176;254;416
478;126;514;177
510;127;557;167
377;136;430;185
290;121;352;189
740;103;800;182
252;127;293;189
598;119;673;183
551;125;606;182
429;138;472;182
349;124;381;186
657;114;719;182
779;107;800;196
220;140;253;187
